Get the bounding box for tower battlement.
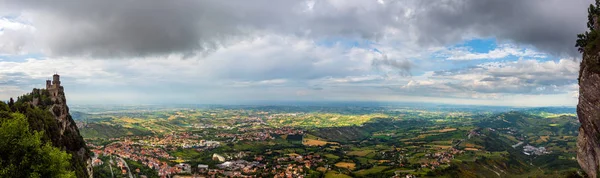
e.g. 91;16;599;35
46;74;62;97
46;80;51;89
46;74;61;90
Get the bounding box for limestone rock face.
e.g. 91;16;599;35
31;85;93;178
577;52;600;177
50;88;93;178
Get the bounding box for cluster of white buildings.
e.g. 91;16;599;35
523;144;550;155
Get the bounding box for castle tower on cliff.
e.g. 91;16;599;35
52;74;61;87
46;74;62;96
46;79;51;89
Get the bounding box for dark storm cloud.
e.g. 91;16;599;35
0;0;403;58
0;0;305;57
414;0;591;57
0;0;592;58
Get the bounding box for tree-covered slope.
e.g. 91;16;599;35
0;103;75;177
4;88;92;178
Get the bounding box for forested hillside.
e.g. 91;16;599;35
0;88;91;177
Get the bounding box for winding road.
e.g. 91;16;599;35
117;156;134;178
109;156;115;178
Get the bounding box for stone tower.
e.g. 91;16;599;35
46;74;63;97
52;74;61;88
46;79;51;89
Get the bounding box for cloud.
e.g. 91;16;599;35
319;75;385;84
0;35;383;98
0;0;591;58
0;72;33;86
372;54;413;76
0;55;580;106
0;85;24;100
444;44;547;60
0;0;406;58
230;79;288;87
199;35;377;81
396;59;579;97
412;0;590;57
0;0;588;106
0;17;35;55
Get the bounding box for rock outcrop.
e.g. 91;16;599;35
576;4;600;176
47;89;93;178
25;75;93;178
577;51;600;177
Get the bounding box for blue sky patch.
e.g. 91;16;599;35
456;38;497;53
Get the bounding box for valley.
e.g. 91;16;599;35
73;105;582;177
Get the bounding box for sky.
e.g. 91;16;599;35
0;0;592;106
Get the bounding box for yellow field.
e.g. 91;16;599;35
435;128;457;132
172;158;186;163
120;117;142;123
464;143;482;148
303;138;338;146
540;136;549;142
465;147;479;151
287;153;300;157
347;150;375;156
428;145;452;149
174;176;196;178
335;162;356;170
377;160;391;163
167;115;176;120
303;139;327;146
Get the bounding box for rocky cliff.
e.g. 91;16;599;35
576;3;600;176
45;88;93;178
15;85;93;177
577;51;600;177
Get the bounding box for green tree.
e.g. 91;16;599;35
8;98;14;110
576;0;600;53
0;101;8;112
0;113;75;178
